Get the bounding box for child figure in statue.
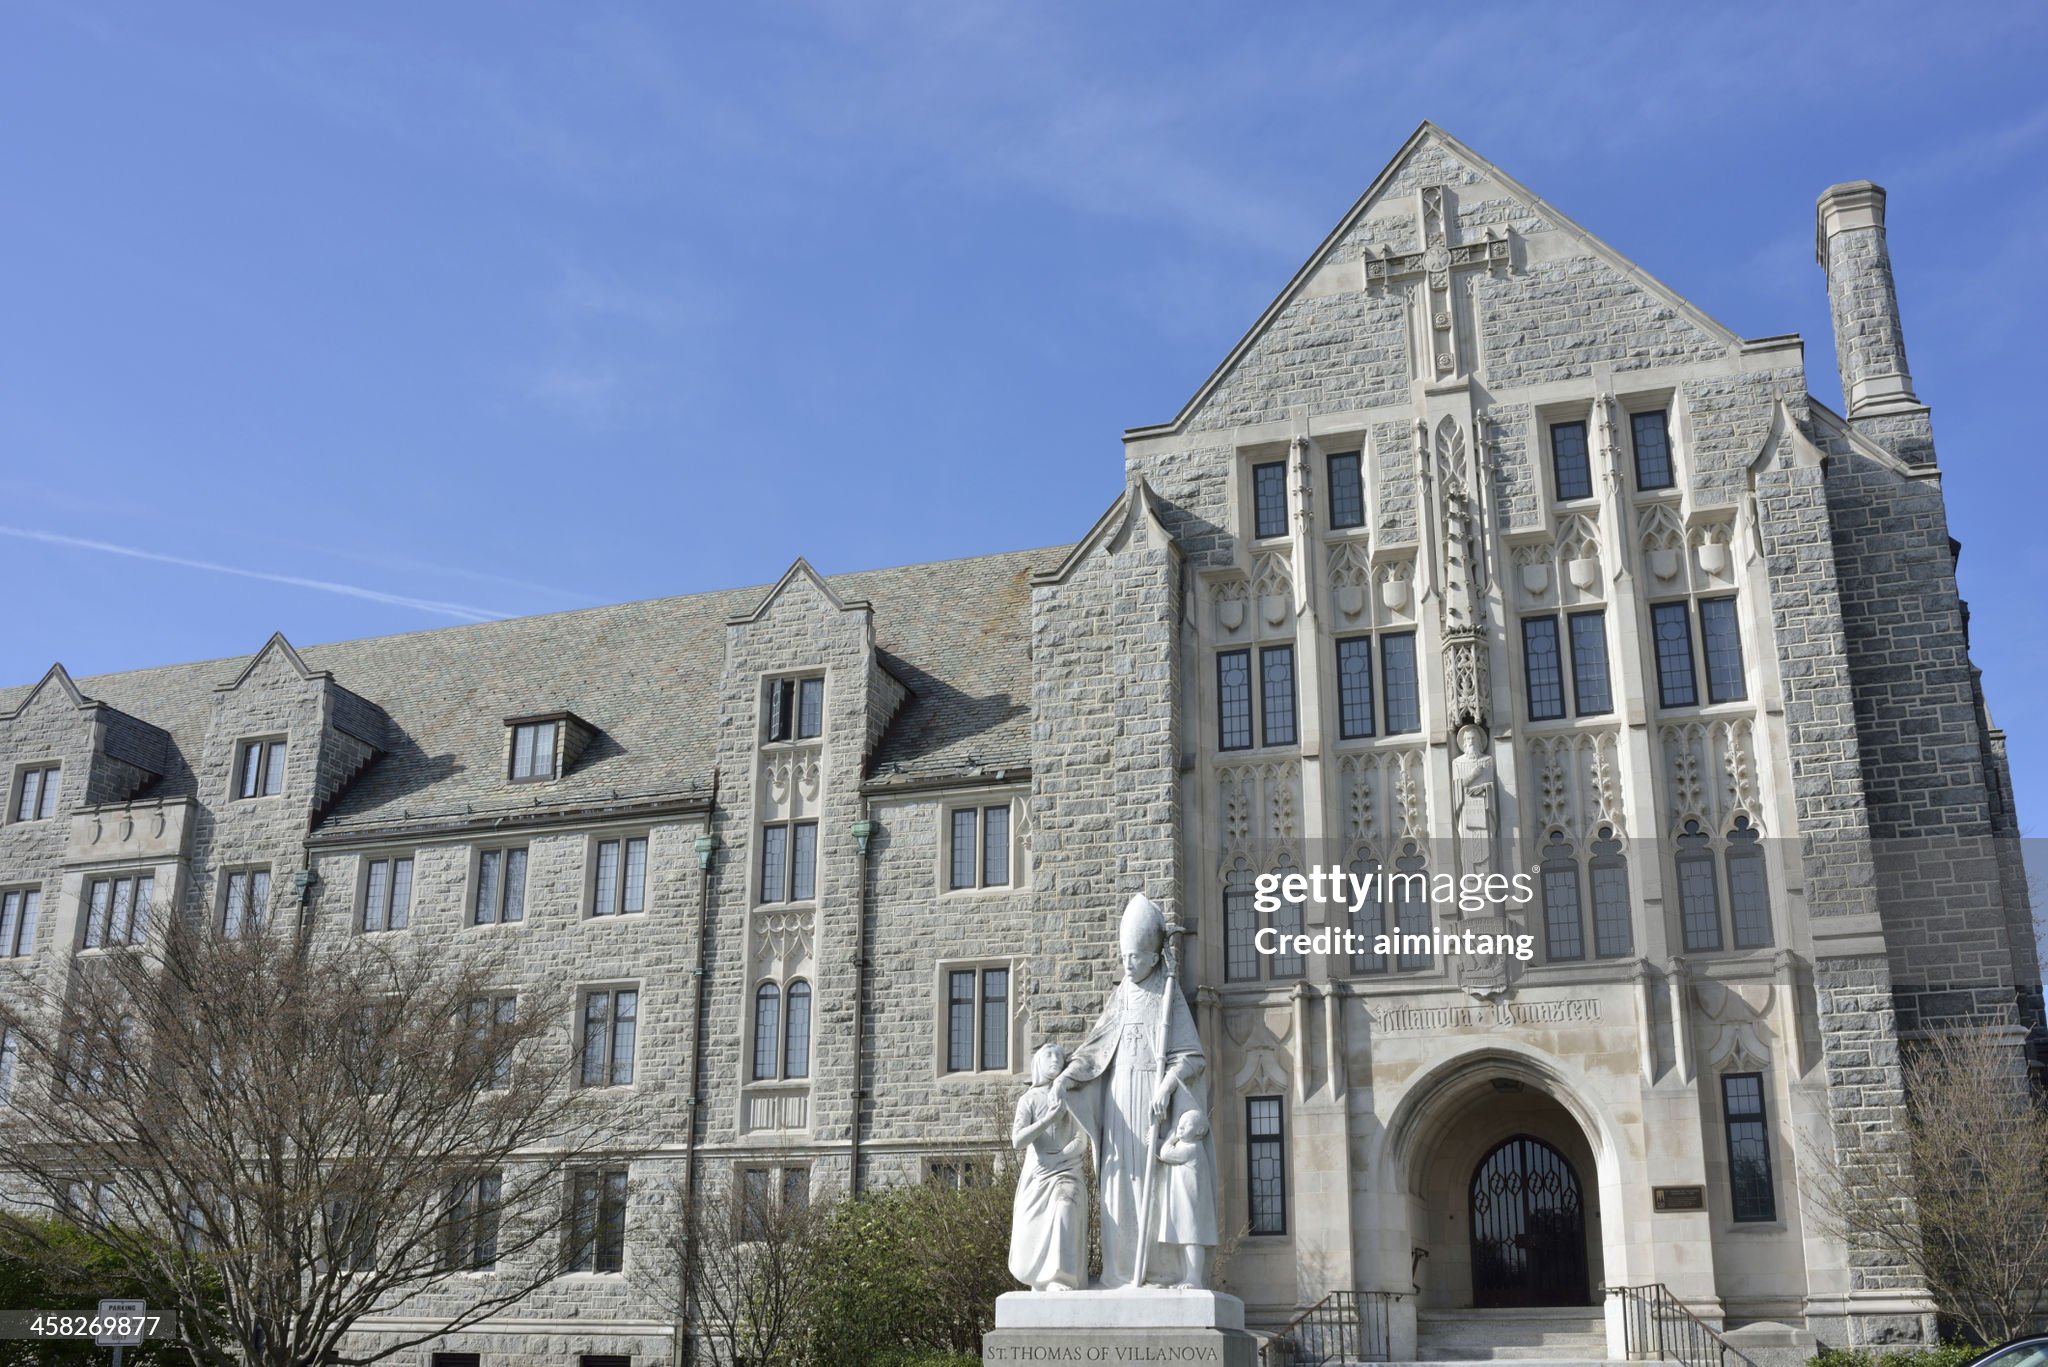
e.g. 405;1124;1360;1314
1008;1042;1088;1291
1155;1104;1219;1290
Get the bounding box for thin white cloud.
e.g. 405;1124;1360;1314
0;526;508;623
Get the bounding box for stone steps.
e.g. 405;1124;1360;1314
1411;1307;1612;1363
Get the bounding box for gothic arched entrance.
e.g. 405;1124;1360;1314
1467;1134;1589;1307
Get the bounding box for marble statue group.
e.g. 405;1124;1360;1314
1007;892;1219;1293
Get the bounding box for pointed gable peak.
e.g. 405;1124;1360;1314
728;557;872;626
1128;120;1742;439
216;632;330;692
1032;477;1179;586
2;662;91;720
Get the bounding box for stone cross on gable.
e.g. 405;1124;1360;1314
1365;185;1512;383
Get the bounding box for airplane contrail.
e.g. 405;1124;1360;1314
0;526;511;623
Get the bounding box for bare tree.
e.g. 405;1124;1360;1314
0;911;616;1367
633;1169;830;1367
1817;1027;2048;1344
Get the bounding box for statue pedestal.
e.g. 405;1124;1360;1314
984;1289;1259;1365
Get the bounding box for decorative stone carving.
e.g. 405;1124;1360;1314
1692;521;1733;581
1527;730;1625;841
1212;577;1248;636
1452;724;1498;884
1639;505;1687;584
1328;542;1371;621
1660;718;1760;835
1362;184;1512;383
1215;760;1301;850
1339;749;1427;855
1376;558;1413;613
1251;551;1292;630
1558;514;1602;595
1512;540;1556;603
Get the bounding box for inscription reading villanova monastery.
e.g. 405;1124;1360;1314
1367;998;1602;1032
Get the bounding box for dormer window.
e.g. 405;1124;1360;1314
766;677;824;743
510;720;558;782
235;740;285;799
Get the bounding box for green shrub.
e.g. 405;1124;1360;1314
1809;1343;1985;1367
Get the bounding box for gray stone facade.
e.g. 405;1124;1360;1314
1;123;2041;1365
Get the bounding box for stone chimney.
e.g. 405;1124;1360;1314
1817;181;1932;459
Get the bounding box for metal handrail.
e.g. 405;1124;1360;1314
1267;1289;1401;1365
1604;1283;1753;1367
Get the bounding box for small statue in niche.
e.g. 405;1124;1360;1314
1452;722;1498;883
1007;1042;1088;1292
1154;1105;1219;1290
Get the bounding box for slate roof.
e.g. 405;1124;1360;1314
0;545;1065;834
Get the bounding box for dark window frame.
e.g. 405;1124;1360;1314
766;675;826;743
1550;420;1593;502
1327;451;1366;531
359;854;414;933
1630;408;1676;491
1380;632;1421;735
1259;645;1298;747
1699;596;1748;704
942;963;1012;1075
1651;601;1699;708
1335;636;1376;739
1568;610;1614;716
235;737;287;799
507;721;557;783
591;834;651;916
12;764;61;822
1246;1095;1288;1235
758;821;817;904
220;867;268;940
565;1168;629;1273
473;846;529;926
1721;1072;1777;1222
1251;460;1289;539
1522;615;1567;722
947;802;1015;891
579;987;639;1088
0;886;41;958
1217;649;1253;751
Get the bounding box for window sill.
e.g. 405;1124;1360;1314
937;1066;1017;1083
940;883;1017;898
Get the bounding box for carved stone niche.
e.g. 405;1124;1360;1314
1211;576;1250;638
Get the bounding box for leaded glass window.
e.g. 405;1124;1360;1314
1541;833;1583;961
1569;610;1612;715
1252;461;1288;538
1247;1097;1287;1234
1269;861;1304;979
475;847;527;925
946;971;975;1072
1394;844;1431;969
0;888;39;957
1217;650;1252;751
1722;1073;1776;1221
1632;409;1674;490
783;980;811;1079
237;738;287;797
581;988;637;1087
1700;597;1747;703
1381;632;1420;734
509;722;554;781
594;837;649;915
949;809;977;890
1260;646;1297;747
566;1169;628;1272
1348;855;1385;974
980;968;1009;1071
982;805;1011;886
1551;421;1592;501
752;983;780;1081
1328;452;1365;530
1676;820;1722;951
13;766;59;822
1523;616;1566;721
221;869;265;939
1224;861;1258;982
445;1174;502;1272
1336;636;1375;739
1652;602;1698;707
1590;827;1633;958
1727;817;1772;948
361;856;412;932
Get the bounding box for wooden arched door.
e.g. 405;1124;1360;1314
1468;1134;1589;1307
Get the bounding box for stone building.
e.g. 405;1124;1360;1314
1;123;2041;1365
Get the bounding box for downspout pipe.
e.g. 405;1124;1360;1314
850;808;875;1196
679;772;721;1367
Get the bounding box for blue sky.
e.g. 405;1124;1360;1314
5;2;2048;854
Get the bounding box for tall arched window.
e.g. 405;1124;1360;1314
1675;820;1721;951
751;983;780;1081
1589;826;1633;957
782;980;812;1079
1725;816;1772;949
1540;831;1583;962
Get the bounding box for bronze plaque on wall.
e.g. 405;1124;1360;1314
1653;1185;1706;1212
